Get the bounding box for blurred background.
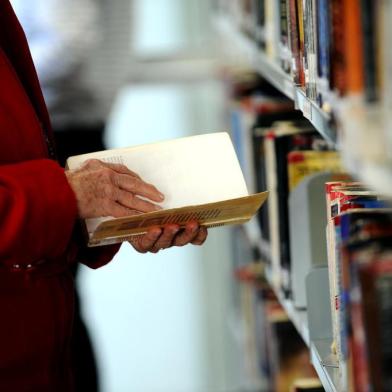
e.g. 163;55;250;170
76;0;239;391
12;0;323;390
78;1;239;391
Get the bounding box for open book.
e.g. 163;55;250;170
66;132;268;246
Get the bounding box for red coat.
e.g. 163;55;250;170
0;1;119;390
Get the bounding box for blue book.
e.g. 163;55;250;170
316;0;330;80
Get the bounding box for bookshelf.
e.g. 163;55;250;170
244;214;340;390
264;258;340;392
213;3;389;391
214;14;336;144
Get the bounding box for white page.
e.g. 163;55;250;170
68;132;249;209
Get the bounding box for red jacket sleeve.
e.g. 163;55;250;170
0;159;77;267
76;243;121;270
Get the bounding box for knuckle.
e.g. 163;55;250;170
104;168;114;182
105;185;116;199
84;158;100;169
119;164;129;172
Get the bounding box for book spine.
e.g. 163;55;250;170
254;0;266;47
316;0;330;81
339;217;351;390
265;0;280;59
265;133;282;289
279;0;291;72
297;0;306;88
303;0;318;99
288;0;301;84
329;0;346;95
326;217;339;359
360;0;378;101
349;261;371;392
344;0;364;95
375;273;392;390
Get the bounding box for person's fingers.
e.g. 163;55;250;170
100;161;142;179
131;227;162;253
191;226;208;245
115;189;162;213
151;225;180;252
103;200;141;218
173;221;200;247
115;173;164;202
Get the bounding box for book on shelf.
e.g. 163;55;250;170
66;132;268;247
287;0;301;84
316;0;331;105
263;121;333;292
252;108;303;250
339;210;392;392
279;0;291;73
216;0;389;104
324;180;392;390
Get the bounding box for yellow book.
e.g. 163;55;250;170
287;150;343;191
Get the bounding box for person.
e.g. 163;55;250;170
9;1;126;390
0;1;208;391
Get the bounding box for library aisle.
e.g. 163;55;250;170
77;81;251;392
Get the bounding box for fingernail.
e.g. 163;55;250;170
159;192;165;201
154;204;163;211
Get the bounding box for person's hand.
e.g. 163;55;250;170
65;159;164;219
131;221;208;253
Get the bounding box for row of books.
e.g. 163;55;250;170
228;72;392;390
325;182;392;391
213;0;392;109
228;73;342;304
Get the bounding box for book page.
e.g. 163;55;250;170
67;132;249;209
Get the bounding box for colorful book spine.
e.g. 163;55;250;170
316;0;331;82
287;0;301;84
330;0;346;95
344;0;365;95
297;0;306;88
304;0;318;99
